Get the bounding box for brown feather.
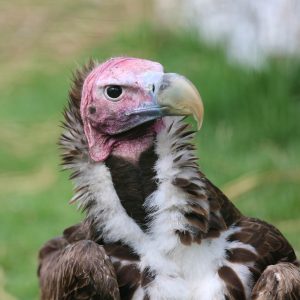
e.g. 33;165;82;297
176;230;193;246
252;262;300;300
39;239;120;300
228;217;297;274
218;266;246;300
226;248;257;263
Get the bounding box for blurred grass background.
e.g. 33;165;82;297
0;1;299;299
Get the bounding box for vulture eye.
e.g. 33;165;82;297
105;85;123;101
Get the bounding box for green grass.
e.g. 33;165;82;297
0;25;299;299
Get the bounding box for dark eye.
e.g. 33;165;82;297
105;85;123;101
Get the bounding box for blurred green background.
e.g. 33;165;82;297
0;1;299;299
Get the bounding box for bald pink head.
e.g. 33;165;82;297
80;56;203;162
81;57;164;161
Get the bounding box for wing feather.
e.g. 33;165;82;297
252;262;300;300
38;229;120;300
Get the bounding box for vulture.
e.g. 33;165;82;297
38;57;300;300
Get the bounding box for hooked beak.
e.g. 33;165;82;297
128;73;204;130
157;73;204;130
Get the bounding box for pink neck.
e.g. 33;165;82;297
112;120;164;163
111;134;154;164
88;120;164;164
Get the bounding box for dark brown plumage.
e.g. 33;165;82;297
38;221;120;300
105;145;158;230
39;220;142;300
252;262;300;300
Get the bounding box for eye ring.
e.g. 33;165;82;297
104;85;123;101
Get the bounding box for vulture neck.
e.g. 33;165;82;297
109;119;163;165
61;111;236;249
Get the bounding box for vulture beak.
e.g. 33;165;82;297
157;73;204;130
127;73;204;130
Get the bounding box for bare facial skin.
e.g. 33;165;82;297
80;57;203;162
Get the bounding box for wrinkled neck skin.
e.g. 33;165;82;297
111;137;153;163
108;120;163;164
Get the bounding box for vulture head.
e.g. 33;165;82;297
80;57;203;162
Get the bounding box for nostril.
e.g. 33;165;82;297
89;106;96;114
